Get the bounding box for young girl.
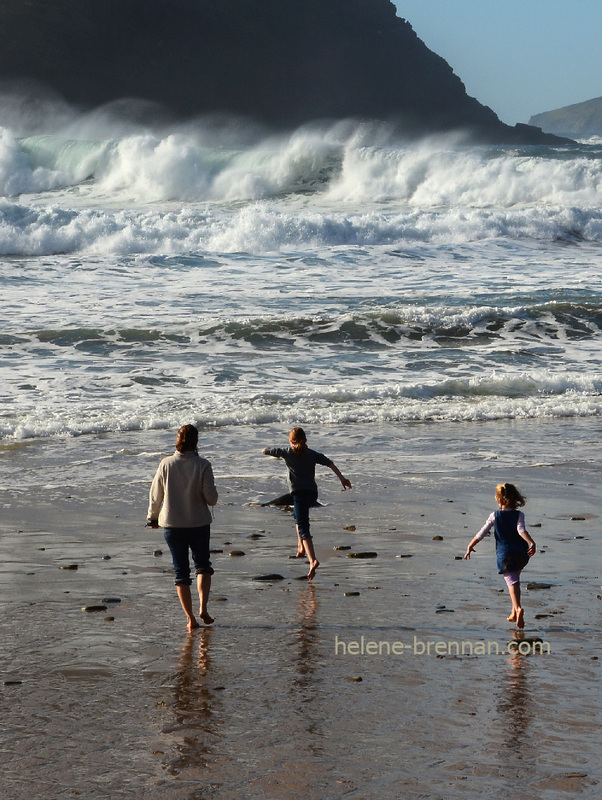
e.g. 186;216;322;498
464;483;536;629
262;427;351;580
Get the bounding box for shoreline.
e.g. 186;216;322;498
0;416;600;799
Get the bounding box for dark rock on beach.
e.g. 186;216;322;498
252;574;285;582
346;552;378;559
0;0;572;144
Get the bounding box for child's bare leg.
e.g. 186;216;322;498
176;584;200;631
508;582;524;628
294;525;305;557
197;573;214;624
303;536;320;580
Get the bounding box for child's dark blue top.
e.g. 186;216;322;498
494;509;529;574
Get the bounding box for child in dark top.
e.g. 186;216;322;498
464;483;536;629
262;427;351;580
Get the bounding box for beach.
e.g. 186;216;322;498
1;418;600;799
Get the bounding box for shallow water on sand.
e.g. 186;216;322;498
0;419;600;799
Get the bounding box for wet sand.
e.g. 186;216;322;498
0;419;600;799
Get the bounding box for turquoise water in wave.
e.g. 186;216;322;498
0;106;601;439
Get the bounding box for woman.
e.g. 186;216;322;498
148;424;218;630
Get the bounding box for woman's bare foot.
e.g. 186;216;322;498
199;611;214;625
307;559;320;581
516;607;525;629
187;617;200;632
507;610;517;622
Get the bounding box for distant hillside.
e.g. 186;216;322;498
529;96;602;138
0;0;571;145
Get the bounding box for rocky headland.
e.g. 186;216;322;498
0;0;572;144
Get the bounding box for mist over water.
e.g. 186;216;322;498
1;93;601;439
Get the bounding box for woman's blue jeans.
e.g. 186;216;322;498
292;490;318;540
164;525;214;586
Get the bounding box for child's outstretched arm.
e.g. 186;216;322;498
464;535;480;560
329;462;352;490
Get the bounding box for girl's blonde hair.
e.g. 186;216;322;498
495;482;526;508
289;426;308;456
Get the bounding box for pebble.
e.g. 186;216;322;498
350;676;363;682
432;536;443;541
59;564;78;570
344;525;356;531
153;550;162;557
571;516;585;521
252;574;285;581
396;554;413;558
344;591;360;596
229;550;246;556
82;605;108;612
333;545;351;551
247;533;265;540
346;552;377;559
104;616;115;622
102;555;111;560
3;679;22;686
101;597;121;604
526;582;552;590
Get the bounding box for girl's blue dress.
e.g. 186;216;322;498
494;509;529;574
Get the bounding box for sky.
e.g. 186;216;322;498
394;0;602;126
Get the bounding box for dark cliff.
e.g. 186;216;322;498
0;0;571;144
530;96;602;139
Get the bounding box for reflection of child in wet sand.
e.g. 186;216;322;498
464;483;536;629
262;427;351;580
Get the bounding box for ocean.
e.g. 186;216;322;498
1;100;601;800
1;102;601;456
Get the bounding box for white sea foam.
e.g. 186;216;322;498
0;104;600;440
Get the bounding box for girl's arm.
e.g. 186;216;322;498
517;511;536;556
329;462;352;490
464;513;495;559
519;530;536;556
464;535;480;560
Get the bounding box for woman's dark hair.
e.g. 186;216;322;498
176;424;199;453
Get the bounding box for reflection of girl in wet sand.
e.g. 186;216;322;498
464;483;536;629
148;425;218;631
262;427;351;580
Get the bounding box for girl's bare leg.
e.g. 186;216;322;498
197;573;214;624
508;583;524;628
176;584;200;631
302;536;320;581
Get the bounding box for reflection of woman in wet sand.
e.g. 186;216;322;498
148;424;218;631
262;427;351;580
464;483;536;629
